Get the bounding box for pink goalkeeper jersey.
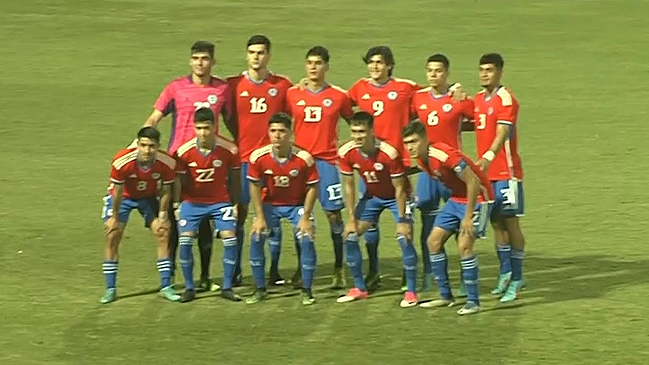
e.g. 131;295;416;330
154;75;232;154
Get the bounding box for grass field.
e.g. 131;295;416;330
2;0;649;364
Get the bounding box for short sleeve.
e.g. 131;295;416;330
153;82;175;116
247;159;262;182
340;93;354;120
306;163;319;184
338;152;353;175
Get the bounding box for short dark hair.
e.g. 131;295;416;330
194;107;215;124
306;46;330;63
479;53;504;69
137;126;161;143
349;111;374;129
363;46;395;76
247;35;271;52
401;121;427;139
426;53;450;69
191;41;215;58
269;112;292;129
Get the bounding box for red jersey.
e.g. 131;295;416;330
338;139;409;200
227;72;293;162
109;148;176;199
411;87;474;149
416;143;494;203
247;144;319;206
286;84;353;162
348;78;422;165
175;136;240;204
474;87;522;181
154;75;233;154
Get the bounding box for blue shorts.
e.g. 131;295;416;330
262;204;315;234
356;196;414;224
315;159;344;212
101;195;158;227
492;180;525;217
415;172;451;213
178;202;237;235
239;162;251;205
434;200;493;239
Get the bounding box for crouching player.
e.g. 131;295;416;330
100;127;180;304
174;108;241;303
246;112;319;306
402;121;494;315
336;112;418;308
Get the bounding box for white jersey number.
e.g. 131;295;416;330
372;101;384;116
427;110;439;126
250;97;268;114
196;168;215;183
304;106;322;122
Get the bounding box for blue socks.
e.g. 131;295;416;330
429;251;451;299
102;260;118;289
496;243;512;275
420;212;436;274
249;233;266;289
299;233;317;289
511;249;525;281
331;221;344;269
345;233;366;290
268;226;282;275
364;227;380;274
179;235;195;290
156;259;172;288
461;255;480;305
222;237;238;289
397;235;418;293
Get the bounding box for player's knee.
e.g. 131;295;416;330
219;230;236;239
427;236;443;253
325;210;342;224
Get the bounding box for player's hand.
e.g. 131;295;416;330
459;217;476;239
250;217;269;239
297;216;315;240
297;77;309;90
449;83;468;102
104;217;119;235
173;203;181;221
396;222;413;241
232;205;238;220
476;158;491;172
343;219;358;239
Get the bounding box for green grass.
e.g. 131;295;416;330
2;0;649;364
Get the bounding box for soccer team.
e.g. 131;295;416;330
99;35;526;315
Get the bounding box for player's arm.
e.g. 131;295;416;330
461;99;476;131
341;174;357;222
144;109;164;128
478;124;510;170
391;175;409;219
456;161;481;237
111;183;124;218
302;183;318;220
158;184;171;219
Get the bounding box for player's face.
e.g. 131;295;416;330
403;134;426;159
350;124;371;146
479;63;502;88
194;122;215;146
426;62;448;88
269;123;291;148
367;55;391;82
137;138;159;163
305;56;328;82
190;52;215;77
247;44;270;71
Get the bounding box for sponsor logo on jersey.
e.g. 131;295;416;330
189;162;198;167
297;100;306;106
264;169;274;175
239;91;249;97
361;93;370;100
419;104;428;110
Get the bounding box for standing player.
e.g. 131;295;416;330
173;108;241;302
100;127;180;304
402;121;494;315
346;46;421;291
143;41;235;291
286;46;353;289
246;113;319;305
336;112;418;307
410;53;475;291
227;35;293;286
473;53;526;302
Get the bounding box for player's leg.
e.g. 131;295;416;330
268;224;285;286
287;206;318;305
490;180;512;295
358;179;380;289
386;198;419;307
419;201;457;308
499;180;526;302
246;204;277;304
177;202;207;302
210;203;241;301
196;218;216;292
415;172;441;292
234;162;251;287
315;160;346;289
99;195;131;304
455;201;491;315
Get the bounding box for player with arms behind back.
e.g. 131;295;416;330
336;112;418;307
286;46;353;289
410;53;475;291
346;46;421;290
100;127;179;304
246;113;319;306
473;53;526;302
227;35;293;286
173;108;241;303
402;122;494;315
143;41;235;292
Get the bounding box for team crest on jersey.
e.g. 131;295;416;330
374;163;384;171
152;173;160;179
289;169;299;177
268;88;278;97
443;104;453;112
488;107;494;115
212;159;222;168
207;94;218;104
322;98;333;107
387;91;398;100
